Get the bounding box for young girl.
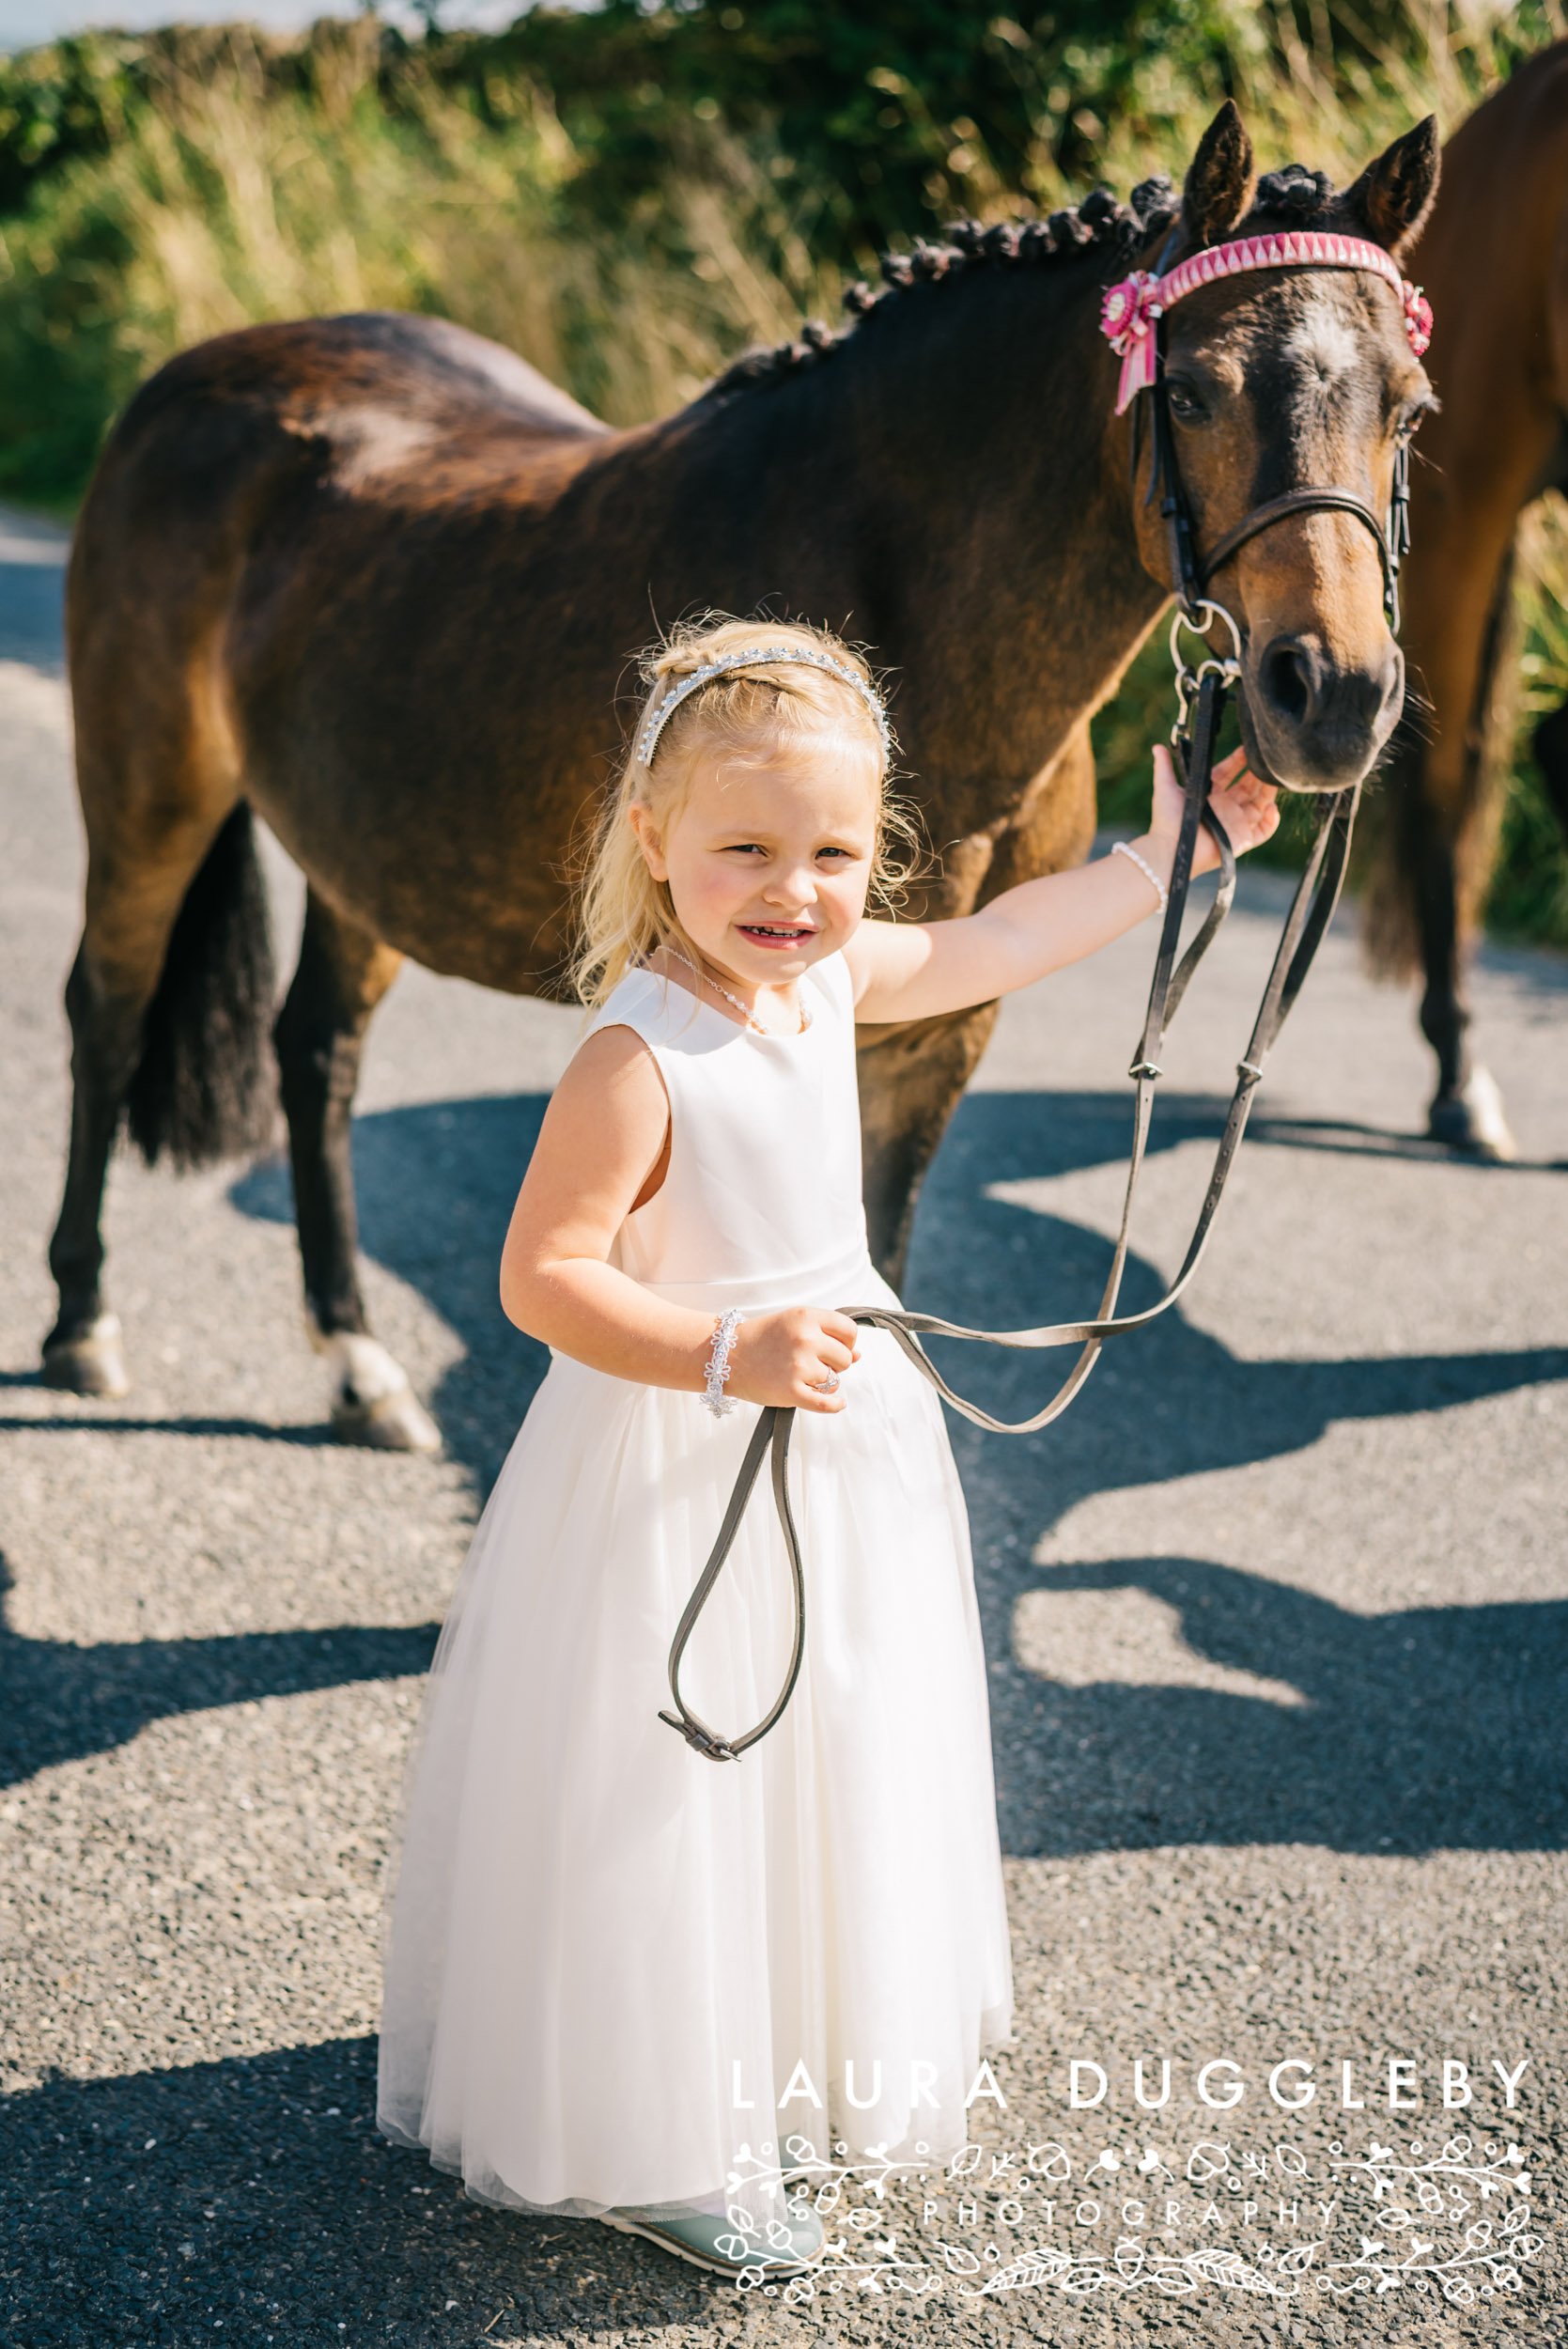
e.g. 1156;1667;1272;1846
376;615;1279;2280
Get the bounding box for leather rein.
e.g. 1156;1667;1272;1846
658;233;1417;1764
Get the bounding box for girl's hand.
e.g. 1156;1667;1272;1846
841;740;1281;1026
728;1309;862;1414
1146;741;1281;879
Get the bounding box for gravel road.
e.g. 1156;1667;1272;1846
1;503;1564;2348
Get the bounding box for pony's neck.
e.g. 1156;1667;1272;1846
774;249;1169;819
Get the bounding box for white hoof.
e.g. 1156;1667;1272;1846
1429;1065;1517;1160
312;1330;442;1455
41;1310;130;1398
1461;1066;1518;1159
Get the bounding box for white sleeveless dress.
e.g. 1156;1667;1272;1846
376;949;1015;2227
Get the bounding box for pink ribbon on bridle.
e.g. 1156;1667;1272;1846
1100;230;1435;414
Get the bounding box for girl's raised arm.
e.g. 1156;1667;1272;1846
844;744;1280;1026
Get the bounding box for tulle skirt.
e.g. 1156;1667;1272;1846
375;1260;1016;2225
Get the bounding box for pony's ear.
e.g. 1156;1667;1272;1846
1343;116;1440;261
1181;101;1257;248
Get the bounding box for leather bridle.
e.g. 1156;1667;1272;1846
1136;224;1414;635
657;227;1421;1764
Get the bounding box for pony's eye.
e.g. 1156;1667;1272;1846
1166;378;1207;423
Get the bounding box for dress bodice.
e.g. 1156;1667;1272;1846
580;951;888;1314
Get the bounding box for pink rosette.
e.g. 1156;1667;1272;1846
1100;271;1159;355
1102;271;1162;413
1401;282;1434;357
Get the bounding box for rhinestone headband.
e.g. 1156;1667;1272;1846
635;646;893;769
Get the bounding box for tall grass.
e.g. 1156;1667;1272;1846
0;1;1561;946
0;36;844;500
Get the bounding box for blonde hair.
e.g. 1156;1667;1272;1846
568;614;927;1009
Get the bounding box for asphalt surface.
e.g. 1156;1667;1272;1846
1;500;1564;2349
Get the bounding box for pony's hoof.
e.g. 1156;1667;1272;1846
331;1383;442;1454
1428;1066;1517;1160
312;1329;442;1454
40;1312;130;1398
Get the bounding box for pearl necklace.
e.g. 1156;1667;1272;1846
668;946;812;1036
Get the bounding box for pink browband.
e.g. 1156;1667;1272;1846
1100;230;1435;415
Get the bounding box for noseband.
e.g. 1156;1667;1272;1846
656;228;1434;1765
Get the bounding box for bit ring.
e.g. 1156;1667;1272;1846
1170;596;1243;670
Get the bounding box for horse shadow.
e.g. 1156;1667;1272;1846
893;1091;1568;1853
986;1550;1568;1858
906;1088;1568;1532
229;1081;1568;1516
2;1078;1565;2342
0;1555;437;1789
225;1081;1568;1859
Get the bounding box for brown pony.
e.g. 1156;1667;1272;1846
1362;39;1568;1154
43;101;1437;1449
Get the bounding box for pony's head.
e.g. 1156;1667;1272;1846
1123;101;1440;791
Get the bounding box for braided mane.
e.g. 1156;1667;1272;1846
701;163;1342;401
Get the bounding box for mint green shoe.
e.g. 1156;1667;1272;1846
601;2199;826;2279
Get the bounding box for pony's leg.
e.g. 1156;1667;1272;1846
1409;810;1513;1156
43;802;256;1394
272;888;439;1453
859;1000;1003;1284
1404;559;1522;1162
45;942;150;1396
1374;744;1515;1159
859;723;1098;1284
1411;846;1518;1155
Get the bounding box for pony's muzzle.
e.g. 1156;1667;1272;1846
1247;630;1404;791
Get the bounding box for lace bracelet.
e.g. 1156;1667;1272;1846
702;1308;744;1417
1111;837;1170;914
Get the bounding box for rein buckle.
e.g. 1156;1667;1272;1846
658;1709;737;1761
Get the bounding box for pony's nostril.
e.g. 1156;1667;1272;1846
1248;634;1403;786
1260;635;1318;727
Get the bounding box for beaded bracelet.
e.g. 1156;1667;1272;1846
702;1308;744;1417
1111;837;1170;915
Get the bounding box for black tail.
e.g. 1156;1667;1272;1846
123;802;278;1170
